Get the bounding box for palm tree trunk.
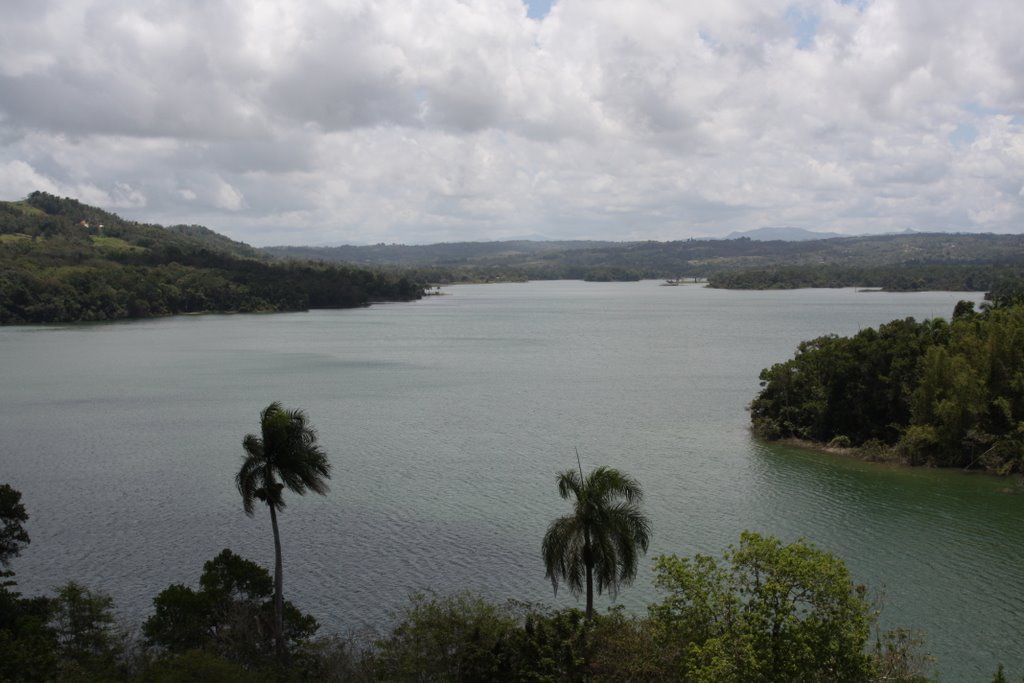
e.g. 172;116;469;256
585;565;594;619
584;531;594;621
268;502;285;665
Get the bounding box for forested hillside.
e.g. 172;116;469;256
268;232;1024;289
0;193;422;324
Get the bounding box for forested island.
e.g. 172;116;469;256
0;193;422;324
751;283;1024;473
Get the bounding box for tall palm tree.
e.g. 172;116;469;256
236;402;331;662
542;465;651;620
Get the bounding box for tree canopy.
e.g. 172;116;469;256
0;484;31;568
649;532;876;682
751;295;1024;472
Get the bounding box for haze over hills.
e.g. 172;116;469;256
263;230;1024;287
263;240;620;266
724;227;842;241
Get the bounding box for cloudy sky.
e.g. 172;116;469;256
1;0;1022;246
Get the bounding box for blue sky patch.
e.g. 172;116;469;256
948;123;978;146
523;0;555;20
785;6;820;50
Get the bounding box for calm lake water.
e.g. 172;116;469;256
1;281;1019;680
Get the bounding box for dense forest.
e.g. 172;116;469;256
267;232;1024;289
0;193;422;324
751;282;1024;472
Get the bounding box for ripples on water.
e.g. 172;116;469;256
1;282;1019;680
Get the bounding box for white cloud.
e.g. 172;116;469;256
0;160;60;197
0;0;1022;245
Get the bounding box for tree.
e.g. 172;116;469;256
650;532;875;682
235;402;331;663
0;483;31;568
143;549;318;667
0;589;58;682
542;465;651;620
51;581;124;679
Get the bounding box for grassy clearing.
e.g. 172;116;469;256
91;235;146;252
8;201;46;216
0;233;32;243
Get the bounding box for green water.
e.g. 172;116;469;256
0;281;1017;680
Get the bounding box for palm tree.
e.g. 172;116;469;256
236;402;331;662
542;465;651;620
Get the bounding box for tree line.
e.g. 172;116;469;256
8;401;1009;681
751;282;1024;472
265;231;1024;290
706;263;1019;291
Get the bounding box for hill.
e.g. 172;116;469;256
0;192;422;324
265;240;620;264
271;232;1024;289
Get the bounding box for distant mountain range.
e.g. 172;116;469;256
724;227;842;241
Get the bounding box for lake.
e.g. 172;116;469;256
1;281;1019;679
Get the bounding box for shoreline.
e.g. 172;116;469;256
762;435;1022;480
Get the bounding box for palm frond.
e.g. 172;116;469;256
542;515;586;598
236;446;266;517
555;469;582;501
236;402;332;515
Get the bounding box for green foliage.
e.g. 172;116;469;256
751;317;947;446
145;584;212;653
984;277;1024;309
0;483;31;567
542;466;651;619
135;648;266;682
237;403;332;517
0;588;59;682
707;264;1022;292
143;549;318;667
265;231;1024;291
371;591;521;681
0;192;424;324
752;300;1024;472
649;532;875;683
588;607;677;682
283;634;377;683
511;605;589;682
370;595;634;683
51;581;125;680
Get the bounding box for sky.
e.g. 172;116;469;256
0;0;1022;246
